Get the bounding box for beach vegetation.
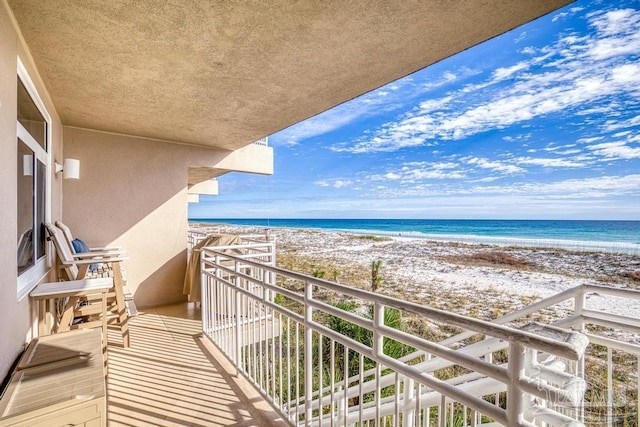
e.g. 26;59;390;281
622;271;640;282
371;259;383;292
265;299;415;415
441;250;537;270
354;234;391;242
312;269;326;279
331;267;340;282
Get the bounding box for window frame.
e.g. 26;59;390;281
17;57;52;301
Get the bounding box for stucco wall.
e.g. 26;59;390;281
62;127;236;308
0;1;63;380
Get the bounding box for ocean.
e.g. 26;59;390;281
190;218;640;255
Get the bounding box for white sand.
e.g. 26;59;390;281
214;225;640;321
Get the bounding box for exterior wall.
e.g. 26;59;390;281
0;2;63;380
62;127;246;308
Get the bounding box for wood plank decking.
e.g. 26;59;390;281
106;303;285;426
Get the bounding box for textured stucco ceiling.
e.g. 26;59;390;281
8;0;571;151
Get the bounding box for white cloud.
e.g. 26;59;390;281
367;173;640;201
383;172;401;180
484;174;639;197
464;157;524;174
271;75;422;146
590;9;639;36
515;157;587;168
552;12;568;22
587;9;640;60
419;96;453;113
578;136;605;144
544;143;576;153
333;180;353;188
587;141;640;159
527;174;640;196
556;149;582;155
332;6;640;154
614;130;632;137
368;161;467;183
423;72;458;90
610;63;640;84
603;114;640;132
514;31;528;43
492;61;530;80
503;133;532;142
314;179;354;188
575;105;615;116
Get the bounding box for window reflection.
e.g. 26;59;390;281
17;80;46;150
36;160;46;259
17;139;34;274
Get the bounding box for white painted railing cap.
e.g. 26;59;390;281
521;322;589;358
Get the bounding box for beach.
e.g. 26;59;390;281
213;225;640;321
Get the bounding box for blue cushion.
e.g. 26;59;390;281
72;238;90;253
72;238;97;272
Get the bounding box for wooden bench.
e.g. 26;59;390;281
0;329;106;426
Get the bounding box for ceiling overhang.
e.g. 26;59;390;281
8;0;571;151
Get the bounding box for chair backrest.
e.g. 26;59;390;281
55;221;76;253
44;223;78;280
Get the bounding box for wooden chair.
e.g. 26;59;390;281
54;221;138;315
55;220;121;254
44;223;131;347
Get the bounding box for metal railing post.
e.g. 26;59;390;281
235;259;242;372
403;377;415;427
574;286;586;423
574;285;586;330
373;302;385;424
304;281;313;426
507;340;526;426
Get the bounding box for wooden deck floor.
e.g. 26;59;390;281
106;303;285;426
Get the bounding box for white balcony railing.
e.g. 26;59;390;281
187;224;274;255
187;226;220;252
200;241;640;426
253;137;269;146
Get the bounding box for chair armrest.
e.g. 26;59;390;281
72;250;127;259
89;246;122;252
62;256;129;265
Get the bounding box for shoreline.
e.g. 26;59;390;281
190;220;640;256
196;223;640;324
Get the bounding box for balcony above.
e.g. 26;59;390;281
188;141;274;186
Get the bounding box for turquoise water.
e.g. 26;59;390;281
190;218;640;255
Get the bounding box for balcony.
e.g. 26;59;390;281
95;228;639;425
181;229;640;426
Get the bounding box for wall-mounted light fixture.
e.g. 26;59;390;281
55;158;80;180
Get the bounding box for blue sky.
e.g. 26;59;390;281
190;0;640;220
